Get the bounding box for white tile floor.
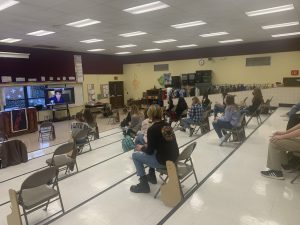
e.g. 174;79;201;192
1;108;299;225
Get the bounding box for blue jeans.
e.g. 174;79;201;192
132;151;165;177
213;120;233;138
135;133;145;145
214;104;225;117
287;102;300;118
181;118;194;129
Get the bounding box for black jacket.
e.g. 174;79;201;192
143;121;179;165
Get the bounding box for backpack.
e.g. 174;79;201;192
122;135;135;152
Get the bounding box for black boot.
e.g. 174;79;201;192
130;176;150;193
146;168;157;184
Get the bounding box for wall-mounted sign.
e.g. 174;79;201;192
291;70;299;76
1;76;12;82
28;78;37;82
69;76;76;81
74;55;84;82
41;76;46;81
49;77;53;81
57;77;61;81
16;77;26;82
62;76;66;81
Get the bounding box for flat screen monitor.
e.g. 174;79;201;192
45;87;75;104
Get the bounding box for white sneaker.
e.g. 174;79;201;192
219;136;226;145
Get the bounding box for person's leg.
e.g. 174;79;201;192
213;120;232;138
262;138;300;179
134;133;145;145
131;151;164;193
287;102;300;118
182;118;193;130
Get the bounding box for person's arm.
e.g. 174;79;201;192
274;123;300;136
271;128;300;142
189;105;195;118
141;125;157;154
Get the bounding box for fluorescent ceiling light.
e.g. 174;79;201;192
115;52;131;55
143;48;161;52
176;44;198;48
200;32;229;37
119;31;147;37
80;39;103;43
87;49;105;52
0;51;29;59
66;19;101;28
171;21;206;29
153;39;177;43
246;4;294;17
218;39;243;43
117;44;137;48
272;32;300;37
123;1;169;14
0;0;19;11
262;21;299;29
0;38;22;43
27;30;55;36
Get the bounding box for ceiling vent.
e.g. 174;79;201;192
154;64;169;71
246;56;271;66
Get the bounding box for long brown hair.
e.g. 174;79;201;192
252;87;264;103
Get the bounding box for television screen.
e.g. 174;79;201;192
28;98;45;107
45;87;75;104
27;86;45;98
4;86;25;100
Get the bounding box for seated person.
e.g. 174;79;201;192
201;92;211;110
49;90;65;104
175;97;188;119
130;104;179;193
121;111;131;128
83;108;99;139
261;123;300;179
71;112;91;144
125;105;143;137
135;109;152;145
281;101;300;118
212;95;241;145
241;87;264;115
180;97;204;134
213;91;228;120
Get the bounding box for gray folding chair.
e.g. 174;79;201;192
220;113;246;146
261;97;273;114
246;104;262;126
0;130;8;142
18;167;64;225
190;110;211;136
154;142;198;198
73;128;92;154
173;109;188;128
46;142;78;175
38;121;54;142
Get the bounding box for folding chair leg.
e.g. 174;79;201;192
291;173;300;184
154;176;168;199
22;207;29;225
44;199;51;211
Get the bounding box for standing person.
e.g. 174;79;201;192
130;104;179;193
212;95;241;145
83;108;99;139
241;87;264;115
125;105;143;137
180;97;204;135
261;123;300;179
213;91;228;120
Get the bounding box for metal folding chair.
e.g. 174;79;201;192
246;104;262;126
190;110;211;136
154;142;198;199
18;167;64;225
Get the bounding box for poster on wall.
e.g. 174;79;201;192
100;84;109;98
164;73;172;85
1;76;12;82
74;55;84;83
11;109;28;133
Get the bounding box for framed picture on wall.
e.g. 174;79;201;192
100;84;109;99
